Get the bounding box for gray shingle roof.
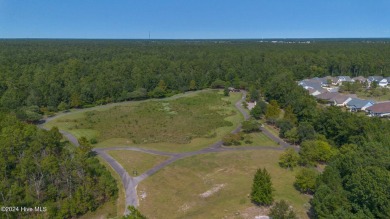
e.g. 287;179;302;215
347;98;375;109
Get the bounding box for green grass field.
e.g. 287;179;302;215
138;150;310;219
108;150;168;176
240;132;279;147
45;90;244;152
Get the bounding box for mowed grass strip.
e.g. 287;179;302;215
107;150;168;175
240;132;279;147
138;150;310;219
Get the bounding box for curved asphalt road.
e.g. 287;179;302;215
40;90;294;215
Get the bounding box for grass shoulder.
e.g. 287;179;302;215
107;150;169;176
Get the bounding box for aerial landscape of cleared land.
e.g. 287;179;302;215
1;39;390;219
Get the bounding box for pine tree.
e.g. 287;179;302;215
251;168;274;205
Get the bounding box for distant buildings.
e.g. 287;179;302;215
298;75;390;117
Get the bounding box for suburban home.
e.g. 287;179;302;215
331;94;353;106
307;87;322;96
315;92;340;103
367;76;383;86
247;101;256;110
378;77;390;87
352;76;367;84
366;102;390;117
346;98;375;112
331;76;353;86
298;80;327;96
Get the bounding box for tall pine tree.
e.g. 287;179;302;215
251;168;274;205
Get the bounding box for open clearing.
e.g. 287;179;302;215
107;150;169;176
138;150;310;219
46;90;243;152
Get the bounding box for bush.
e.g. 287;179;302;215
269;200;298;219
222;133;243;146
90;138;98;144
279;148;299;170
242;119;261;133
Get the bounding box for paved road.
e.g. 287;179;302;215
39;90;294;215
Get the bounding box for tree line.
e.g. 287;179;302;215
1;40;390;122
0;114;118;218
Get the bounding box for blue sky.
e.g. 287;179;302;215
0;0;389;39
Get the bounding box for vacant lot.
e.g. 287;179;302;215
46;90;243;152
108;150;168;176
138;150;310;219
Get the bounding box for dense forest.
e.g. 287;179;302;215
1;40;390;218
1;40;390;120
0;114;117;218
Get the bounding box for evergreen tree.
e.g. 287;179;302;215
251;168;273;205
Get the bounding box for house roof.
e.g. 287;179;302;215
352;76;366;82
338;76;352;81
332;94;352;104
347;98;375;109
368;76;383;82
299;80;325;92
366;102;390;113
315;92;339;100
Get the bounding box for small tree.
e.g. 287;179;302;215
279;148;299;170
285;127;299;145
251;168;273;205
294;168;318;194
242;119;261;133
269;200;298;219
299;140;336;166
224;87;230;96
265;100;281;125
250;101;267;119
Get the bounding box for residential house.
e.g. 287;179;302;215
346;98;375;112
298;80;327;96
315;92;339;103
332;76;353;86
367;76;383;87
352;76;367;84
307;87;321;96
378;77;390;87
331;94;353;106
366;102;390;117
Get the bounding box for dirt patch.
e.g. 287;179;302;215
199;184;225;198
178;202;195;212
231;206;270;219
